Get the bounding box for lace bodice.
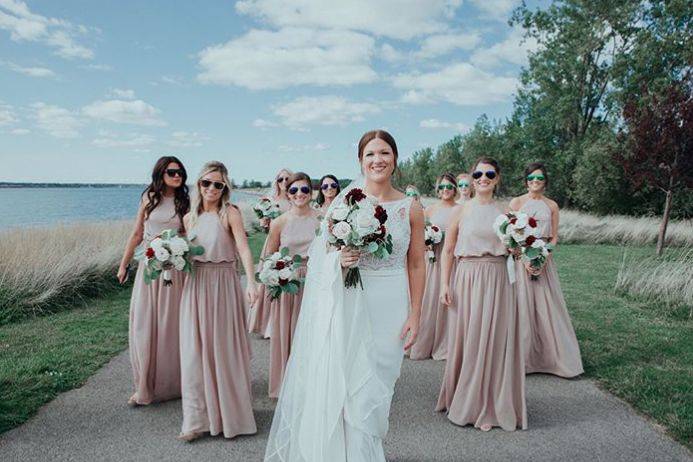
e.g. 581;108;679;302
360;197;413;272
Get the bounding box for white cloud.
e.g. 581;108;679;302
415;32;482;59
92;132;156;148
278;143;330;153
161;75;184;85
197;27;377;89
82;63;112;71
31;102;81;138
235;0;462;40
168;131;208;148
393;63;519;106
271;95;381;130
252;118;278;129
380;43;405;63
0;0;94;59
471;28;539;69
0;101;17;126
419;118;470;132
82;99;166;126
10;127;30;135
4;61;55;77
469;0;519;21
106;88;136;100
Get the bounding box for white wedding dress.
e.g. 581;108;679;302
264;194;414;462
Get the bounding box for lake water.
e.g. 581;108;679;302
0;187;258;229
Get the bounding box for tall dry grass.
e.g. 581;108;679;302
0;221;131;324
0;203;259;324
615;248;693;317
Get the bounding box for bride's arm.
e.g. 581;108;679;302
402;200;426;350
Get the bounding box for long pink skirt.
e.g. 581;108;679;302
268;265;307;398
248;237;272;337
436;256;527;431
409;245;448;360
129;260;184;405
180;262;257;438
516;258;583;377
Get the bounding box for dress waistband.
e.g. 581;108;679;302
359;267;407;277
456;255;506;264
194;261;237;268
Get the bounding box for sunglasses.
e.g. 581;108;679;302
471;170;497;180
276;176;289;183
321;182;339;190
458;181;470;188
165;168;184;178
527;174;545;182
199;179;226;190
405;190;419;197
437;184;455;191
289;186;311;195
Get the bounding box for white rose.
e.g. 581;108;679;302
492;215;508;234
331;203;350;221
150;237;164;250
512;215;528;230
154;247;170;262
173;255;186;271
169;237;188;256
278;268;292;280
267;272;280;286
332;221;352;241
531;238;546;249
262;260;274;272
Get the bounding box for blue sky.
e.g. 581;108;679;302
0;0;546;184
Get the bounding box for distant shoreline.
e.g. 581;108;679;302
0;183;267;193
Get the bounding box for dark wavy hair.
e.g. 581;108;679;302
316;174;341;206
524;162;549;188
142;156;190;231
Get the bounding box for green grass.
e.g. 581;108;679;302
0;242;691;450
555;245;692;448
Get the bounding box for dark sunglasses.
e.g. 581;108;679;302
289;186;311;195
437;184;455;191
321;182;339;190
527;174;545;182
165;168;184;178
458;180;470;188
472;170;497;180
199;179;226;190
276;176;289;183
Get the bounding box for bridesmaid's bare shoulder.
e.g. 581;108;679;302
544;196;560;213
509;194;528;211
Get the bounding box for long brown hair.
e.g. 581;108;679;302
524;161;549;188
143;156;190;231
316;174;341;206
435;172;459;199
357;129;400;180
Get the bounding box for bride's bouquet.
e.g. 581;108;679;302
255;247;304;300
493;211;553;280
326;188;393;289
424;221;444;263
135;229;204;286
253;197;282;232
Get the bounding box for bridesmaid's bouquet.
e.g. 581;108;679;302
424;221;444;263
135;229;204;286
253;197;282;232
255;247;304;300
326;188;393;289
493;211;553;280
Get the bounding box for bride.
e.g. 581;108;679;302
264;129;426;461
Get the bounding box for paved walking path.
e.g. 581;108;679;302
1;334;690;461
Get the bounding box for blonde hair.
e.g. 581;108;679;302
188;161;233;229
456;172;474;198
272;168;294;199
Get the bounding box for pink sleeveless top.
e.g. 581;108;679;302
192;211;238;263
454;201;506;257
144;196;181;241
280;213;320;258
428;205;456;233
521;198;553;238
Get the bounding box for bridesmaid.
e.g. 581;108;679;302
510;162;583;377
316;174;341;216
118;156;190;406
456;172;472;204
248;168;293;337
264;172;321;398
437;158;526;432
178;161;258;441
405;184;422;204
409;173;458;361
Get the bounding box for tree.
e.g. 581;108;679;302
617;78;693;255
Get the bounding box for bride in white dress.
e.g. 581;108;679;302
264;130;426;462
